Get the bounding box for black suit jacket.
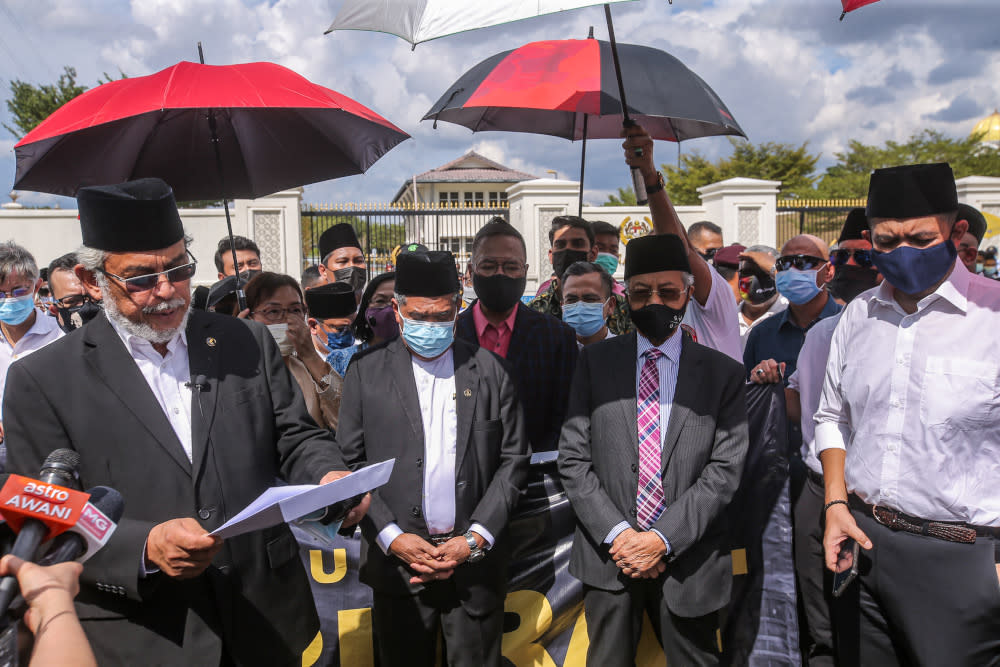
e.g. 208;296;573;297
2;311;346;667
558;332;748;617
337;337;529;615
456;302;578;452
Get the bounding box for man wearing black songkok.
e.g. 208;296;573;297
317;222;366;296
559;234;748;666
337;250;528;667
3;178;365;666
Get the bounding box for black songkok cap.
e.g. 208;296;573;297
319;223;362;261
395;251;460;297
305;282;357;319
624;234;691;280
866;163;957;220
838;208;869;243
958;203;987;244
77;178;184;252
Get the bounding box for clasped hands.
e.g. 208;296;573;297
389;532;484;585
610;528;667;579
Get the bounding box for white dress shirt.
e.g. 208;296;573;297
738;296;788;352
376;348;494;553
683;268;742;362
604;329;683;551
108;318;193;462
0;310;63;420
788;313;841;475
815;263;1000;526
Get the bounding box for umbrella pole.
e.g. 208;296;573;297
603;4;647;205
199;42;246;311
579;114;588;217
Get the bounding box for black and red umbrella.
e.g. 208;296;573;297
14;57;409;307
840;0;881;20
424;35;745;212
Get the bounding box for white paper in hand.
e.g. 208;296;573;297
210;459;394;539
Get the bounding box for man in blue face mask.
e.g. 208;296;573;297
816;162;1000;665
337;249;528;667
305;281;359;377
560;261;616;348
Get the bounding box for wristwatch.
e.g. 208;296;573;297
464;531;486;563
645;171;665;196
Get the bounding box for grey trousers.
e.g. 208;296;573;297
793;473;836;666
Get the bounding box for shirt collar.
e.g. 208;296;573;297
107;313;188;358
636;328;682;364
472;300;517;338
0;308;60;346
869;261;968;315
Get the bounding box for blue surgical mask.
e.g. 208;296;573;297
401;316;455;359
594;253;619;276
0;294;36;325
871;241;957;295
985;266;998;277
326;328;355;350
563;301;607;337
775;268;823;305
976;262;984;274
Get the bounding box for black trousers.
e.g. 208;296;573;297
793;473;836;666
837;509;1000;666
372;581;503;667
583;581;721;667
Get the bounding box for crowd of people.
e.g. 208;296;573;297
0;122;996;666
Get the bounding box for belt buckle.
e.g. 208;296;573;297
872;505;900;529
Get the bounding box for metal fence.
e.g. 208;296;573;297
775;199;866;247
302;203;509;276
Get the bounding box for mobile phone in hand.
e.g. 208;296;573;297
832;538;860;598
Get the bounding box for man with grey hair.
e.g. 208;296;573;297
735;244;787;350
3;178;365;666
0;240;63;449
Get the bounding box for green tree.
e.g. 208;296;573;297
814;129;1000;198
4;66;88;138
603;186;637;206
604;138;820;206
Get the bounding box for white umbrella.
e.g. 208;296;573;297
326;0;637;48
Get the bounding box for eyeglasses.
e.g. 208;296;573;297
0;286;33;300
102;252;198;293
829;248;874;268
474;259;527;277
54;294;89;309
775;254;827;272
626;288;686;305
252;304;306;322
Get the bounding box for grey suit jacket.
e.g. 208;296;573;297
337;337;529;615
558;331;748;617
3;311;346;666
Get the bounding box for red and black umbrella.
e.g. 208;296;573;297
424;35;744;212
840;0;881;20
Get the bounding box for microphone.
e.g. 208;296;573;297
0;449;86;615
36;486;125;566
185;375;209;392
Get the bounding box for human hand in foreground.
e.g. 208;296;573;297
318;471;371;526
388;533;458;585
610;528;667;579
750;359;785;384
823;504;872;573
145;518;223;579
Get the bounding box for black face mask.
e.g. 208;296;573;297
827;264;880;303
628;302;687;342
552;249;589;282
738;268;777;305
473;273;526;313
333;266;366;292
56;299;102;333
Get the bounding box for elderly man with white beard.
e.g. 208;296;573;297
2;178;364;667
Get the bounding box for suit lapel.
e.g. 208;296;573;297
661;337;698;471
504;304;534;364
82;314;191;476
615;332;640;457
387;339;424;443
453;342;478;473
188;312;221;483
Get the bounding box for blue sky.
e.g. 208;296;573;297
0;0;997;208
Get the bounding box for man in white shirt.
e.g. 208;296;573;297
816;163;1000;665
337;249;528;667
623;125;742;361
0;242;63;449
733;245;787;351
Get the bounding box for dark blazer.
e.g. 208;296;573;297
456;302;577;452
337;337;529;616
558;331;748;618
2;311;346;667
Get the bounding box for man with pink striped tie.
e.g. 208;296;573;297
559;234;749;666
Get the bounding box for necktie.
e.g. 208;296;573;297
636;348;665;529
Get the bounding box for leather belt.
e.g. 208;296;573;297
428;532;454;546
849;495;1000;544
805;467;824;487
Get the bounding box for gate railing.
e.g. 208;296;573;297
776;198;866;247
